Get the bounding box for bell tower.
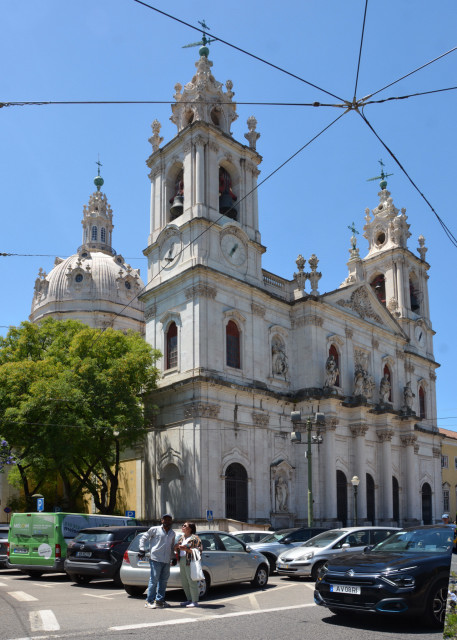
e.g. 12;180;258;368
143;46;264;290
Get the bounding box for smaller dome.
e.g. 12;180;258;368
94;175;104;191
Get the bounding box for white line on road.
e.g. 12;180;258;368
110;603;316;631
248;593;261;610
82;592;120;600
0;581;8;586
29;610;60;632
8;591;38;601
32;583;54;588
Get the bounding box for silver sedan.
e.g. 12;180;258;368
120;530;270;599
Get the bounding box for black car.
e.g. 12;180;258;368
314;524;454;628
64;525;148;585
0;525;9;568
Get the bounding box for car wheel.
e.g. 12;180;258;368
423;579;448;628
311;561;326;582
263;554;276;575
124;585;146;597
251;564;269;588
25;570;43;579
113;568;123;587
197;571;210;599
73;574;92;585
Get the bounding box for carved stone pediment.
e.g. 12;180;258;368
337;287;383;324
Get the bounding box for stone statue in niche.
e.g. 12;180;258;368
363;373;375;399
353;368;365;395
403;381;415;412
275;476;289;512
380;374;391;404
324;355;339;387
272;339;288;376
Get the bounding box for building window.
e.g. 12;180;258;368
370;274;386;305
91;225;98;241
225;463;248;521
419;386;426;419
166;322;178;370
442;455;449;469
392;476;400;523
226;320;240;369
443;488;450;513
454;457;457;470
101;227;106;243
328;344;340;386
409;277;420;312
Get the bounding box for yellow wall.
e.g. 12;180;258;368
440;429;457;522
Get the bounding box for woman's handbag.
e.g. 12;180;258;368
190;548;204;581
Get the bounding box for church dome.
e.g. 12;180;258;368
30;175;145;334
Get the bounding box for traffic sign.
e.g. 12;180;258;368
125;510;135;518
37;497;44;512
206;510;213;521
3;507;11;513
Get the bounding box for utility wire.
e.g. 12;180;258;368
364;45;457;101
364;85;457;105
358;111;457;249
1;99;344;109
131;0;345;103
353;0;369;101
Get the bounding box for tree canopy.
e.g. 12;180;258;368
0;319;160;513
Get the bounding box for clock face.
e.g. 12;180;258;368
221;233;247;266
160;235;181;269
415;325;426;348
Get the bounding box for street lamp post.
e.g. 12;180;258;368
291;411;324;527
351;475;360;525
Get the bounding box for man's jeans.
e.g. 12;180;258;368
147;560;171;603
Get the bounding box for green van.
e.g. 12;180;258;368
7;512;137;577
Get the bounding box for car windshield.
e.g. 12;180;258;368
300;530;349;548
74;532;113;543
260;530;293;543
372;528;453;554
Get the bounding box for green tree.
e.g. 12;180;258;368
0;319;160;513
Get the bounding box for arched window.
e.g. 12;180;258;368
383;364;392;402
100;227;106;243
225;463;248;521
336;470;347;527
226;321;240;369
421;482;432;524
419;386;426;419
366;473;375;524
370;274;386;305
392;476;400;523
166;322;178;370
219;167;237;220
84;227;88;242
91;226;98;241
409;276;420;312
329;344;340;386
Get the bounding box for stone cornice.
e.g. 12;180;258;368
185;283;217;300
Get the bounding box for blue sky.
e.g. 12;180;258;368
2;1;456;429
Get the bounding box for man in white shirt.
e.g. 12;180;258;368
139;514;176;609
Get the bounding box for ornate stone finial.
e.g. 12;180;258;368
347;221;360;260
94;157;104;192
417;235;428;261
244;116;261;150
173;83;182;101
307;254;322;295
294;254;307;292
225;80;234;100
149;120;164;153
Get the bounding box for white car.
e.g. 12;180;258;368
276;526;399;580
232;530;271;545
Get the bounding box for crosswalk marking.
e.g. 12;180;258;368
8;591;38;601
29;610;60;632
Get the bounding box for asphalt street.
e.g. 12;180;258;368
0;569;443;640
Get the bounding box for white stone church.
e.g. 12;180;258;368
20;48;442;528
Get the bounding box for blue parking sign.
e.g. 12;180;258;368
206;510;213;521
37;498;44;512
125;510;135;518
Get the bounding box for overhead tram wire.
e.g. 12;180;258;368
362;85;457;105
85;110;348;349
353;0;369;102
131;0;345;103
358;111;457;249
361;45;457;102
1;99;345;109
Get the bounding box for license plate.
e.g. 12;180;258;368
13;547;28;554
138;559;149;566
76;551;92;558
330;584;361;594
278;563;289;569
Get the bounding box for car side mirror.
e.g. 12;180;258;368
282;538;292;544
341;543;351;549
363;545;373;552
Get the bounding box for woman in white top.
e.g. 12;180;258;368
175;522;202;607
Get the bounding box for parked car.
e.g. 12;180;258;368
248;527;329;573
314;524;455;628
0;525;9;568
277;526;399;580
120;530;270;599
232;530;271;545
64;525;148;585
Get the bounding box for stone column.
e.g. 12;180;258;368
323;418;338;522
400;433;418;522
350;424;369;522
433;446;442;523
194;136;206;206
377;429;394;522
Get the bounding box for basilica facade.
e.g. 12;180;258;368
139;49;441;528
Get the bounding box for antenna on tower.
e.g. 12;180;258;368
367;159;393;190
182;19;217;56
